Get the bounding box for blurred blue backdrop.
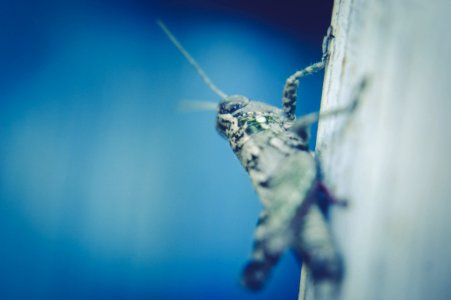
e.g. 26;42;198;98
0;1;332;299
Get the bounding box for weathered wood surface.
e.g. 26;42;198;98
300;0;451;299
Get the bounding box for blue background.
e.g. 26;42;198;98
0;1;332;299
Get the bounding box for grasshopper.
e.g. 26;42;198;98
158;21;352;297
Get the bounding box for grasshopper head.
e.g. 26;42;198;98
218;95;250;115
216;95;250;139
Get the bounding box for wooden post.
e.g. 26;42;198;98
300;0;451;299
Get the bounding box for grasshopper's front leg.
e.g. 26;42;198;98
282;27;334;121
282;62;325;121
282;26;335;121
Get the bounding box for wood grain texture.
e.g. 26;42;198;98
300;0;451;299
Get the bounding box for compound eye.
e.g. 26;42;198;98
219;101;246;114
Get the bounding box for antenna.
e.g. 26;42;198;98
157;20;228;100
178;100;219;112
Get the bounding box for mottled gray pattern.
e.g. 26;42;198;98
216;94;343;294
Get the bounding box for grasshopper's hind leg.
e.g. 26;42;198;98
293;205;344;299
241;211;284;290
